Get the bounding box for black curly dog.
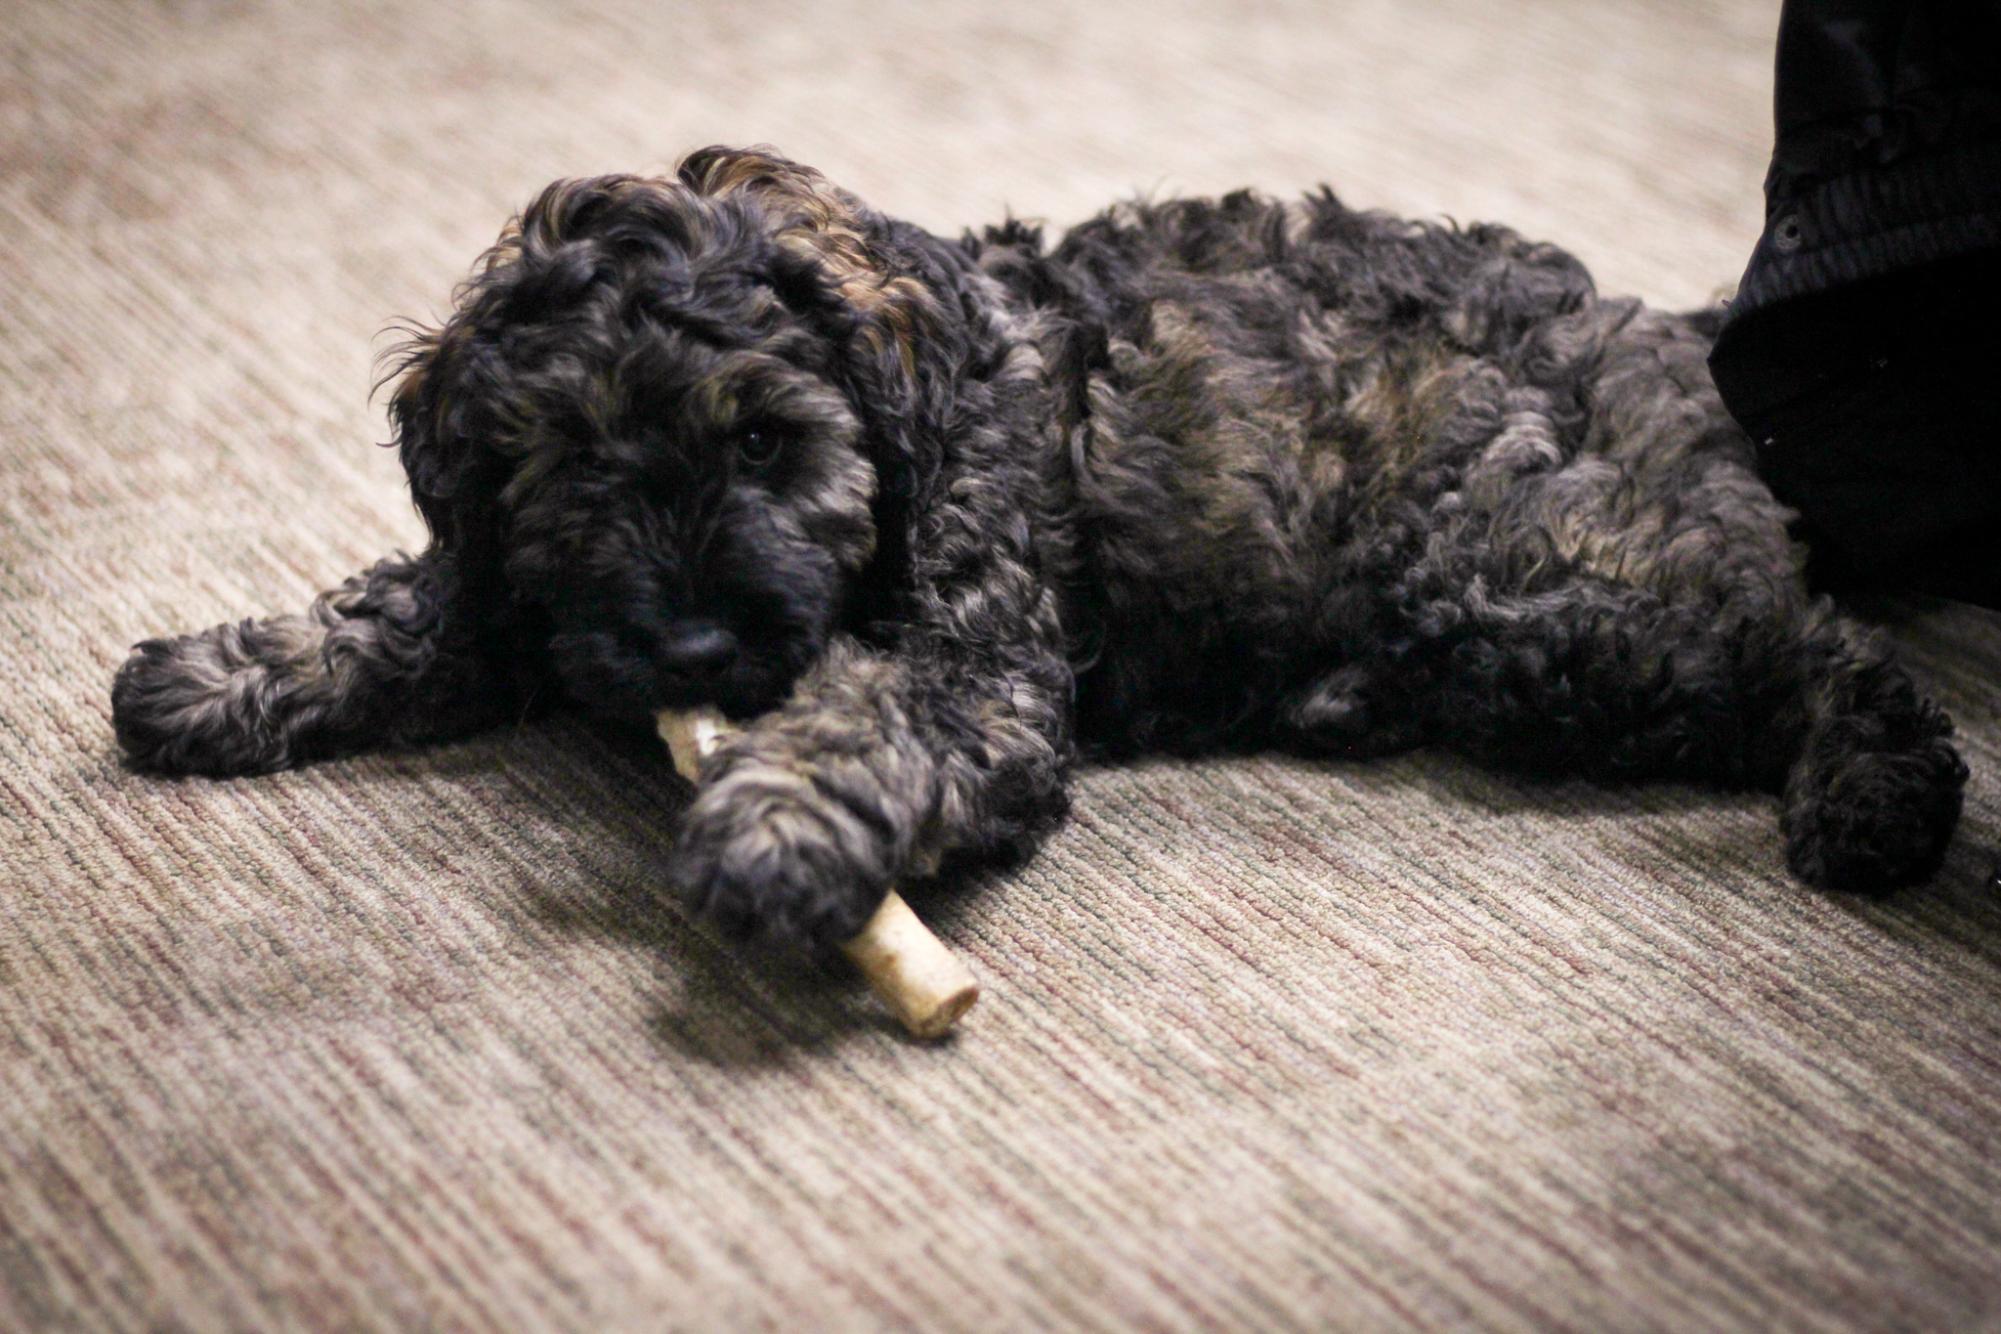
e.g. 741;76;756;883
112;146;1968;945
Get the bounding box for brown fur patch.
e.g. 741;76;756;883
679;146;931;371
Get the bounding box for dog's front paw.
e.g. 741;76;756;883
669;763;894;949
112;626;290;776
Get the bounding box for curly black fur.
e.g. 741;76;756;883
112;147;1968;946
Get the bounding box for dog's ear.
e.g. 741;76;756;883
378;177;629;553
382;326;474;547
376;315;516;598
374;320;541;692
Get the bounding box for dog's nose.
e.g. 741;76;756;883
657;622;738;680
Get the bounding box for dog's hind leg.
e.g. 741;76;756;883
111;549;527;776
1408;571;1965;892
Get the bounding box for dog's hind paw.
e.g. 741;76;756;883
1781;730;1967;893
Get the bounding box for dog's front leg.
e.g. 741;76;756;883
670;622;1073;949
112;549;528;776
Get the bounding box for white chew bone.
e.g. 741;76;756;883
656;709;980;1039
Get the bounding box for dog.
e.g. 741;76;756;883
111;145;1968;946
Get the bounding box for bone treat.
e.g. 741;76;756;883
655;709;980;1039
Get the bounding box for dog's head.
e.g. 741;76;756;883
382;147;948;719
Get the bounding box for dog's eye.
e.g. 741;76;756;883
736;428;782;469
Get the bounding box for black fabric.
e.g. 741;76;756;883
1765;1;2001;197
1709;0;2001;608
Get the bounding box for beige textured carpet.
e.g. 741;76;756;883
5;1;2000;1328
